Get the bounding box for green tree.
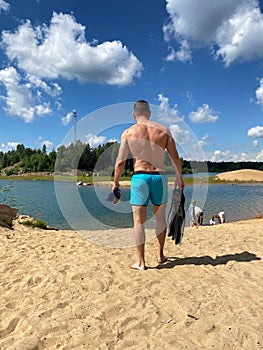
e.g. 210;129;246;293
42;144;47;155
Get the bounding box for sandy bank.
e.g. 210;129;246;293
215;169;263;182
0;216;262;349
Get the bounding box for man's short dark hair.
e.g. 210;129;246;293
134;100;150;116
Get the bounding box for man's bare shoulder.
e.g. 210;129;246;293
122;120;170;140
122;124;142;136
147;121;172;137
121;125;136;139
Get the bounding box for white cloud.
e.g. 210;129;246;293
165;46;176;62
210;149;253;162
198;133;209;148
247;125;263;138
256;148;263;160
240;152;248;160
255;77;263;108
85;133;106;148
0;66;41;122
174;39;192;63
0;12;143;123
41;140;53;151
169;124;190;144
0;67;53;122
61;111;74;126
253;140;259;147
0;0;9;12
2;12;143;86
38;136;53;151
107;138;119;144
188;104;219;123
0;141;19;153
216;1;263;66
27;74;62;98
165;41;192;63
155;93;183;123
154;93;208;160
164;0;263;66
211;149;240;162
35;103;51;116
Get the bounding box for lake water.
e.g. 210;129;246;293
1;179;263;230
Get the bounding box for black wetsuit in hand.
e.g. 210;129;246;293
167;188;185;244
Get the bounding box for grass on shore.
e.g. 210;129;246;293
0;173;228;186
20;218;48;229
0;174;54;181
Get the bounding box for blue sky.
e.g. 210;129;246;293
1;0;263;161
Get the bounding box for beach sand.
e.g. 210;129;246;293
215;169;263;182
0;216;262;350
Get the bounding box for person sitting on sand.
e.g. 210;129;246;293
189;200;204;226
218;211;225;223
210;214;217;225
113;99;184;270
210;212;225;225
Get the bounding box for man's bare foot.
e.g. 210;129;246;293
157;256;168;264
131;263;147;271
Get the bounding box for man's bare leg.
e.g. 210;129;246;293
153;204;167;263
131;205;147;270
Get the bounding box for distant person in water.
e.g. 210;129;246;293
189;200;204;227
113;99;184;270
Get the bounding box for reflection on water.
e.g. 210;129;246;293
0;180;262;230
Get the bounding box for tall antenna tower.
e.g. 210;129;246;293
72;109;77;144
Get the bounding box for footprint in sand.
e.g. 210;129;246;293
26;276;43;287
0;317;20;337
38;301;69;319
38;309;53;318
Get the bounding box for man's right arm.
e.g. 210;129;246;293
166;133;185;189
112;131;129;191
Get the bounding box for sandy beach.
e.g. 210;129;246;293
0;215;262;349
215;169;263;182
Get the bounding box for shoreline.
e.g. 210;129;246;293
1;176;263;187
0;168;263;188
2;211;263;237
8;207;263;233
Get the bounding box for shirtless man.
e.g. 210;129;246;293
113;100;184;270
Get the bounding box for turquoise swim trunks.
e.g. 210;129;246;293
130;172;168;206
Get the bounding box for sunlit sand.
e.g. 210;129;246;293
0;214;262;349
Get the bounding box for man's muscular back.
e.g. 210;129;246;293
123;119;170;172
